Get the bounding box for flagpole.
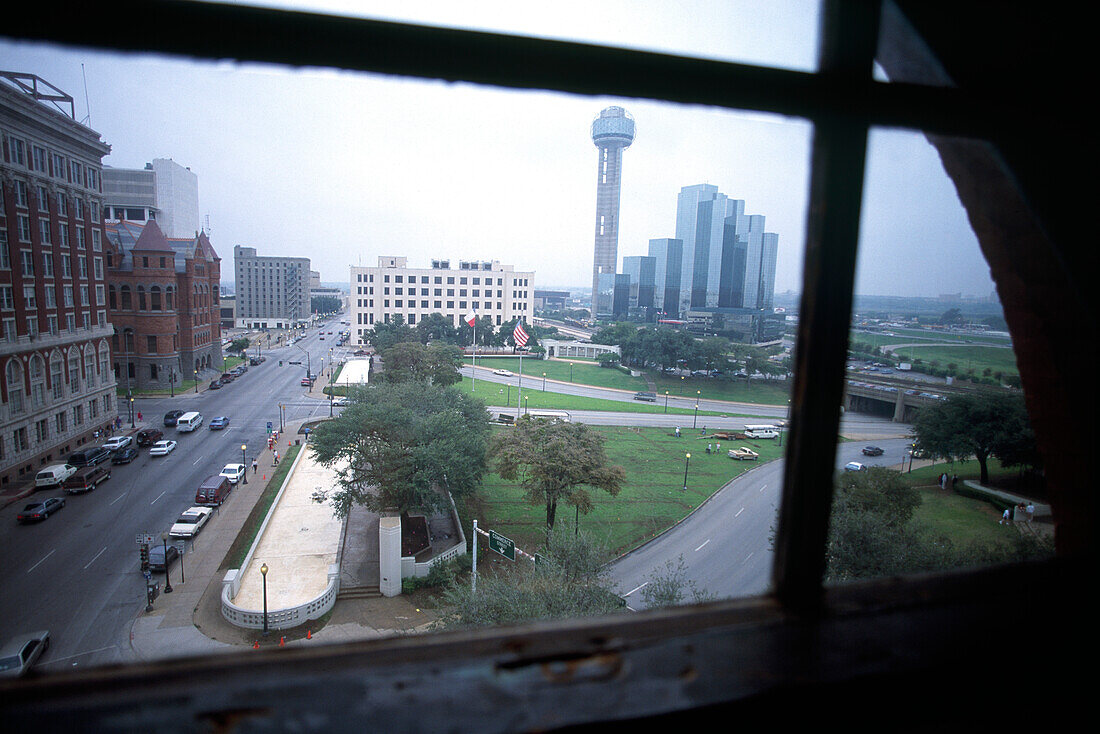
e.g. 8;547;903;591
471;320;476;394
517;350;523;419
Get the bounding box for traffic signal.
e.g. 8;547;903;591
139;544;150;571
279;360;283;367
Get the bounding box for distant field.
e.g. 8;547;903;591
900;344;1018;377
472;426;785;558
650;372;790;405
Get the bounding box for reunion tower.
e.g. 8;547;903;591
590;106;635;315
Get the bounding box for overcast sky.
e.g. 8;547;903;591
1;0;995;298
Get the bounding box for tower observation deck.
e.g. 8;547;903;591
590;106;635;316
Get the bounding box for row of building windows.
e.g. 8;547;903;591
0;215;102;253
2;346;112;415
0;311;107;341
355;273;528;287
0;394;114;465
2;132;102;192
1;282;105;310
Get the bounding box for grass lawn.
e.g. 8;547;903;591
459;377;754;418
470;426;785;560
650;372;790;405
899;344;1018;377
468;356;646;392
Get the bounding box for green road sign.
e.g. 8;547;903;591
488;529;515;561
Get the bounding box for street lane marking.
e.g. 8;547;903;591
741;552;755;565
735;507;745;517
694;539;710;552
151;490;167;505
28;549;55;573
623;582;649;597
759;483;767;493
192;455;205;464
84;546;107;569
109;492;127;505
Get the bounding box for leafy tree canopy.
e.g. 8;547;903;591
912;392;1035;484
381;341;464;386
491;417;625;533
229;337;250;354
309;382;491;517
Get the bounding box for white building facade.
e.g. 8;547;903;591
350;256;534;345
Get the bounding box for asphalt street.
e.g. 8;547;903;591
0;324;348;672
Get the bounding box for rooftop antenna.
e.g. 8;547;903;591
80;63;91;126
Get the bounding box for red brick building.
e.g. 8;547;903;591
105;219;222;392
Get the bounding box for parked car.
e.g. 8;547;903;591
0;630;50;678
728;447;760;461
63;465;111;493
862;446;884;456
149;440;177;456
35;464;77;489
136;428;163;446
111;447;139;464
16;498;65;523
220;373;235;383
102;435;133;452
163;410;185;427
66;446;111;467
195;475;232;506
169;506;213;539
633;391;657;402
220;463;245;485
844;461;866;472
208;380;222;390
301;377;314;386
209;416;230;430
147;544;179;572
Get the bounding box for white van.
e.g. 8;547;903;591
36;464;77;488
176;411;204;432
743;424;780;439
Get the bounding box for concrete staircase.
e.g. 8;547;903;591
337;585;381;600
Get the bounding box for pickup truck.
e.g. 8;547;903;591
728;447;760;461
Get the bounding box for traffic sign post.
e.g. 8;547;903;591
488;529;516;561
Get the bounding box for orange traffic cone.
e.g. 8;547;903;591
279;636;285;646
253;640;259;649
306;630;312;639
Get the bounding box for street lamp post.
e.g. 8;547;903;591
329;393;334;417
161;532;174;594
241;444;248;484
680;375;685;394
682;453;691;492
693;401;699;429
194;369;198;393
908;443;915;473
569;362;574;382
542;372;546;392
260;562;269;635
524;395;529;415
129;394;135;428
664;391;669;413
169;371;175;398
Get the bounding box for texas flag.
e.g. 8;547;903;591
513;321;529;348
464;310;477;327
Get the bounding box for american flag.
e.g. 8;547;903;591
513;321;529;347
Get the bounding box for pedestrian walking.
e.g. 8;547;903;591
1000;508;1011;525
115;416;122;429
137;411;143;422
1026;502;1035;523
706;443;712;454
273;450;279;466
252;457;258;474
940;473;948;490
675;427;681;438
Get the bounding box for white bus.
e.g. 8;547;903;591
743;424;780;439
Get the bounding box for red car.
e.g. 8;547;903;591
136;428;163;447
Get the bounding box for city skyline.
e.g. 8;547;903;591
1;1;997;300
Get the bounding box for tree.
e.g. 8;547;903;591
491;417;625;534
912;392;1034;484
591;322;639;346
640;555;716;608
311;295;341;314
415;312;459;344
309;382;490;517
229;337;250;355
938;307;964;325
368;315;416;352
381;341;463;386
435;526;623;629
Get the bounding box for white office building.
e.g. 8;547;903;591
102;157;199;239
233;245;311;329
350;256;534;345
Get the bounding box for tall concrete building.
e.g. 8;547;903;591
350;256;533;346
103;158;199;239
590;106;634;316
621;254;656;316
1;72;117;487
647;237;683;316
233;245;311;329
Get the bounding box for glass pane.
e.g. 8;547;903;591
826;127;1054;585
214;0;822;70
1;32;813;667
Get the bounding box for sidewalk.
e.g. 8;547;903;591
129;419;434;662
